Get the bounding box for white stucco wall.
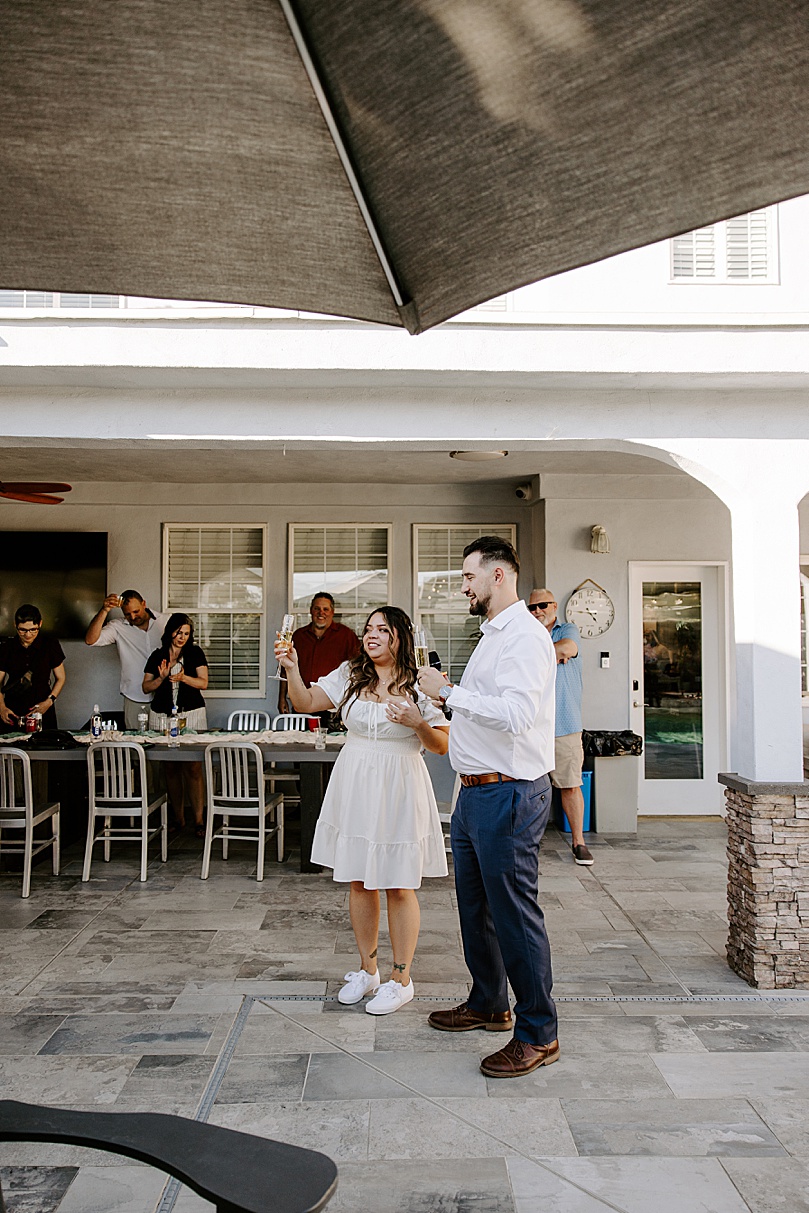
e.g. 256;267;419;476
541;477;732;732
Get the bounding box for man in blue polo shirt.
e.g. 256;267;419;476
529;589;593;866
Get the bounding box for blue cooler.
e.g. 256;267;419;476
556;770;592;833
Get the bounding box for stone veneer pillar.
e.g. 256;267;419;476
720;774;809;988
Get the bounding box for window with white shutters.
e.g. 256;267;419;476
163;525;266;694
414;525;517;683
671;227;716;279
670;207;778;283
288;526;390;635
0;291;121;308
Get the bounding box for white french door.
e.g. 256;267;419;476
629;563;728;814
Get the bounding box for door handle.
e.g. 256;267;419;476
633;701;642;708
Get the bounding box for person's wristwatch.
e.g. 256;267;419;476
438;681;453;719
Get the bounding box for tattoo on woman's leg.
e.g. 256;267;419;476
392;962;406;973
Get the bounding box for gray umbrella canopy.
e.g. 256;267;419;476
2;0;809;333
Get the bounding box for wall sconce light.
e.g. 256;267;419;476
590;525;610;554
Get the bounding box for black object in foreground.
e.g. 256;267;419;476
0;1101;337;1213
582;730;643;757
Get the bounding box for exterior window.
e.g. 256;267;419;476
288;526;390;635
0;291;120;308
163;525;266;695
414;525;516;683
670;207;779;283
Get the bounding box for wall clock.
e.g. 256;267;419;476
565;579;615;638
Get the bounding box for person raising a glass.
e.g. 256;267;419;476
275;606;449;1015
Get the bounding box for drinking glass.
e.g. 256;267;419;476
270;614;296;681
413;626;429;669
313;726;326;750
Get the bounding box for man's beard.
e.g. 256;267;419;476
468;595;489;618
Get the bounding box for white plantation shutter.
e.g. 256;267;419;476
671;226;715;278
0;290;55;307
725;210;769;278
164;526;265;693
289;526;390;635
414;525;516;683
0;291;119;308
670;207;777;282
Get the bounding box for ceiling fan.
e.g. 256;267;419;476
0;481;72;505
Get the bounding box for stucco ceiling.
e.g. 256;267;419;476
0;444;685;484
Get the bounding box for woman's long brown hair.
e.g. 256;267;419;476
338;606;418;711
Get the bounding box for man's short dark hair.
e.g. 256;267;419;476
120;590;145;606
15;603;42;626
462;536;520;575
311;592;335;607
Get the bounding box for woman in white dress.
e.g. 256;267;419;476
275;607;449;1015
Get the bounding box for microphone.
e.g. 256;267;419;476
428;651;452;719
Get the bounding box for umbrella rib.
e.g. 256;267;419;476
277;0;407;310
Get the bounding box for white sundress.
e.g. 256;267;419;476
310;662;449;889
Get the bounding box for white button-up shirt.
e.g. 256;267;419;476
446;600;556;781
90;613;171;701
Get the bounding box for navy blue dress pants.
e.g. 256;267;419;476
451;774;557;1045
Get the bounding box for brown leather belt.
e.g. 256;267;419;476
459;772;516;787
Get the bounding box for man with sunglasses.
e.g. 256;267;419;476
528;590;593;866
0;604;66;732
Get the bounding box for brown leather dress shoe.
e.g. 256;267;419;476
428;1002;513;1032
480;1037;560;1077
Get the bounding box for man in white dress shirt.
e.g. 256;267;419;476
418;536;559;1078
85;590;170;729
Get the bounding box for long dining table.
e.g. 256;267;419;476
10;732;343;873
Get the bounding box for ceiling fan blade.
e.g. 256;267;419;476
0;482;72;494
0;491;65;505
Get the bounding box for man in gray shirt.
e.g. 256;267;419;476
85;590;170;728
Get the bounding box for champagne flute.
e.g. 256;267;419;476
413;626;430;669
270;613;296;681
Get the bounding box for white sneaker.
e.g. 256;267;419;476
365;979;415;1015
337;969;380;1005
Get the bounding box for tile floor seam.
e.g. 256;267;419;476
14;878;140;998
257;998;633;1213
153;994;256;1213
574;865;695;998
737;1099;794;1157
717;1157;756;1213
302;1051;313;1108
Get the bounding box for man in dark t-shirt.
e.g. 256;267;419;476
0;604;66;732
278;593;359;714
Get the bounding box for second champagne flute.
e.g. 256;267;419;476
271;613;296;681
413;626;429;669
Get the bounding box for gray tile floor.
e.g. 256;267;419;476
2;820;809;1213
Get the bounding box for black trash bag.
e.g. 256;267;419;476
582;730;643;757
25;729;83;750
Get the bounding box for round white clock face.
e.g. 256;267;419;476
565;585;614;638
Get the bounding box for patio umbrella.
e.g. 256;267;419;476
2;0;808;333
